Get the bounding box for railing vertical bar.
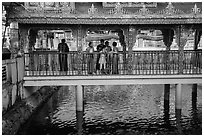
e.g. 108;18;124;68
199;51;202;73
135;52;137;75
196;51;198;74
184;51;186;74
31;53;34;76
172;52;174;74
152;52;154;75
187;52;190;74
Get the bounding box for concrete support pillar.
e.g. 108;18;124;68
164;84;170;102
175;84;182;109
164;84;170;112
76;85;84;112
164;84;170;126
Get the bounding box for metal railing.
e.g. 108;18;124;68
24;50;202;76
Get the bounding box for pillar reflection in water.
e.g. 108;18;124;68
175;109;182;134
76;111;84;135
192;84;197;111
175;84;183;134
191;84;199;129
164;98;170;126
75;85;84;135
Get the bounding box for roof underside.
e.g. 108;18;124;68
5;2;202;25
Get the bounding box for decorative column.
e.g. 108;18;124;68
193;28;202;69
175;25;188;74
28;29;37;71
122;27;129;70
127;26;136;74
77;25;83;75
19;27;29;55
10;22;19;59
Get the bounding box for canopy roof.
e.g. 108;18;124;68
3;2;202;25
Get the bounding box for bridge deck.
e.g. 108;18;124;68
24;74;202;86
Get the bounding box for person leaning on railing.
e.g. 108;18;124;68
58;39;69;71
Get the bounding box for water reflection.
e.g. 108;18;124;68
175;109;182;134
76;111;84;135
17;84;202;135
164;99;170;127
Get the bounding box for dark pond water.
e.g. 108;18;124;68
17;84;202;135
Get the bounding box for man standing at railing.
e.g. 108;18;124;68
86;42;94;74
105;41;112;74
58;39;69;71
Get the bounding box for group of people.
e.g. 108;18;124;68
86;39;119;75
58;38;119;74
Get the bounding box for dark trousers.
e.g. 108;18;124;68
87;56;94;74
96;54;100;70
59;54;68;71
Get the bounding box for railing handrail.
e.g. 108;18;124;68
24;50;202;76
25;50;202;54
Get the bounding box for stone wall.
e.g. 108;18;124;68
2;86;59;135
2;57;25;113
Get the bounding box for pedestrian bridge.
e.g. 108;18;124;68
23;50;202;86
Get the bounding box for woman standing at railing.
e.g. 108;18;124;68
86;42;94;74
99;47;107;74
112;42;119;74
58;39;69;71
